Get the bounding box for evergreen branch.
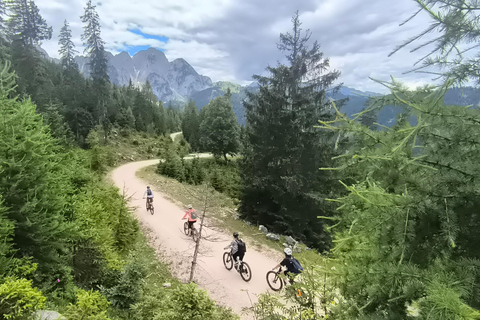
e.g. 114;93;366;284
421;159;475;177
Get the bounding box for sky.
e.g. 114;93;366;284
35;0;437;93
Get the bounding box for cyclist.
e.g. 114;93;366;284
272;248;303;281
182;204;197;232
224;232;246;271
143;186;154;208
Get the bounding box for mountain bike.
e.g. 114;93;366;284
266;268;304;300
223;250;252;282
145;199;154;215
266;267;286;291
183;221;199;242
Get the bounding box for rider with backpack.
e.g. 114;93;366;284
143;186;154;206
224;232;246;271
272;247;303;279
182;204;197;231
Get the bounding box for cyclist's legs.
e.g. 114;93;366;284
232;251;242;268
188;221;195;230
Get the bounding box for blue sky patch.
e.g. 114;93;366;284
125;29;169;55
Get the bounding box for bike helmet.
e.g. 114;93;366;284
284;248;292;256
188;204;192;209
233;232;239;238
147;186;150;189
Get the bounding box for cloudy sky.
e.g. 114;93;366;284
35;0;436;93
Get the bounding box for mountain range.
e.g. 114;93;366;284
68;47;480;126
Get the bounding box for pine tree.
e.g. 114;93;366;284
199;94;240;161
240;12;341;249
58;19;78;70
0;0;6;37
80;0;108;85
7;0;52;46
0;62;77;285
182;100;200;150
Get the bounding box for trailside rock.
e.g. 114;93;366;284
36;311;64;320
163;282;171;288
285;236;297;246
259;225;268;234
266;233;281;241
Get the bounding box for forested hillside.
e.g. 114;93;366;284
0;1;236;319
2;0;480;319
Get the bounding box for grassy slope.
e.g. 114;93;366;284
137;165;319;261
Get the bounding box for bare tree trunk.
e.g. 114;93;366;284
189;183;209;283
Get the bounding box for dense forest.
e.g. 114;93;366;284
0;0;237;319
1;0;480;319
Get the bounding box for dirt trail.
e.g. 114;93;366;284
110;159;280;319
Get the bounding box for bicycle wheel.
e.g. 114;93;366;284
223;252;233;270
239;262;252;282
266;271;283;291
183;222;189;235
191;228;199;242
149;205;154;215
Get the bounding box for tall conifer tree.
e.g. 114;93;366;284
58;19;78;70
240;12;341;248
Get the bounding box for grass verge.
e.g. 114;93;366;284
138;165;304;257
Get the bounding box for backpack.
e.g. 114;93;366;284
147;189;152;196
190;210;197;220
236;239;246;254
289;257;303;274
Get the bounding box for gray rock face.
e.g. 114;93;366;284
259;225;268;234
74;48;212;103
266;233;281;241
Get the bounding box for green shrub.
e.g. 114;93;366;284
153;283;238;320
63;289;110;320
0;277;46;320
157;148;185;182
100;253;147;309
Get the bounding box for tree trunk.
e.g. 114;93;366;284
189;183;209;283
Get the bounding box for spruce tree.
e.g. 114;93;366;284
7;0;52;46
0;62;77;285
182;100;200;150
199;94;240;161
240;12;341;249
58;19;78;70
80;0;108;85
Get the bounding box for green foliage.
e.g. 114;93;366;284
0;277;46;320
73;180;138;270
393;0;480;85
152;283;236;320
157;147;185;182
176;137;191;158
199;94;240;161
58;19;77;69
64;289;110;320
7;0;52;46
240;12;341;250
0;68;79;287
182;100;201;150
317;81;480;319
100;252;147;310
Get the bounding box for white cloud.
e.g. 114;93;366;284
33;0;440;92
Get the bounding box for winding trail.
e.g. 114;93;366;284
110;159;280;319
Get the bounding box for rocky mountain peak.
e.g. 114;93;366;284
75;47;212;103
